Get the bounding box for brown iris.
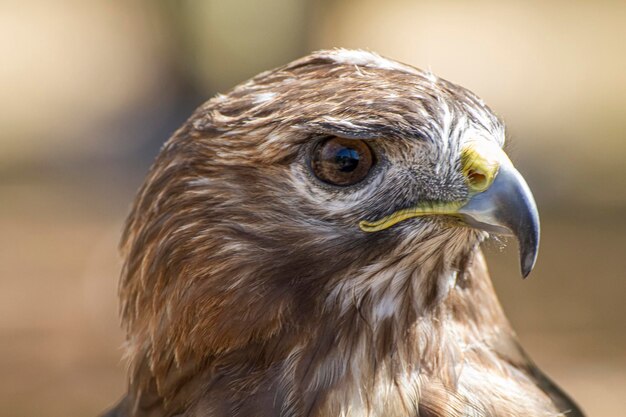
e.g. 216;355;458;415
311;137;374;186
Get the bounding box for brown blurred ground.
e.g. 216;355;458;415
1;1;625;416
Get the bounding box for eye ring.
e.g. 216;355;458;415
310;136;375;186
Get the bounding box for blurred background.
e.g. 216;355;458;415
1;1;625;416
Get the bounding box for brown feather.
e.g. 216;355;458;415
104;49;583;417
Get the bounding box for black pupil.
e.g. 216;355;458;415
335;147;360;172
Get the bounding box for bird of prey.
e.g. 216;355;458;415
104;49;584;417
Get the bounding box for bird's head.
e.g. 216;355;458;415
120;49;539;376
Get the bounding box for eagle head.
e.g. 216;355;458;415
112;50;582;417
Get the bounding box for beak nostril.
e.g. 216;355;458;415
460;142;501;193
467;169;488;191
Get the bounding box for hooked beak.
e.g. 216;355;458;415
359;141;540;278
457;157;540;278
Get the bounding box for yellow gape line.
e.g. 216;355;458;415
359;141;503;233
359;201;466;232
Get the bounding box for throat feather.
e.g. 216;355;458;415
302;249;562;417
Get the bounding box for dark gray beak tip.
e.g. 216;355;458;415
521;250;537;278
516;179;540;279
519;221;539;278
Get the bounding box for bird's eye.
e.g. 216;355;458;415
311;137;375;186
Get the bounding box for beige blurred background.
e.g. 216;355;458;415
1;1;625;416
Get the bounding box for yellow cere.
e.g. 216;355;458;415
359;140;504;233
460;140;501;193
